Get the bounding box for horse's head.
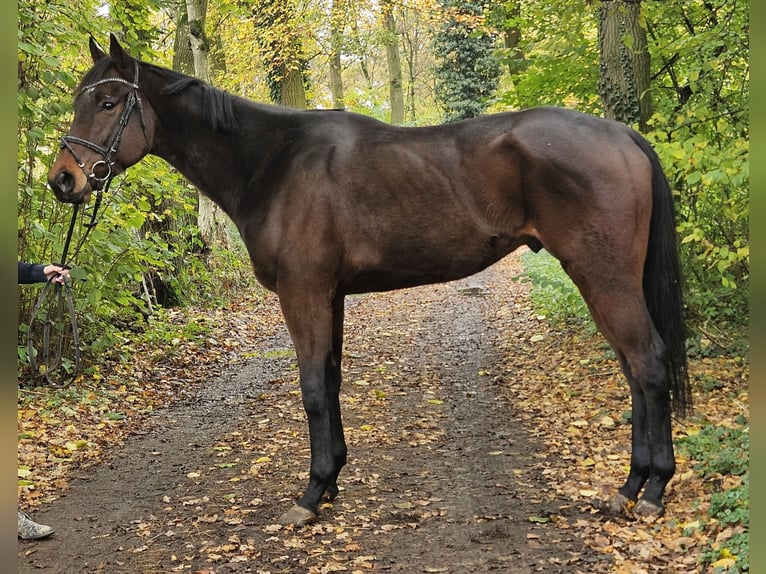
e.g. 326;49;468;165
48;34;156;204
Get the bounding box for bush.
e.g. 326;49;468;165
516;249;593;331
677;423;749;477
677;422;749;573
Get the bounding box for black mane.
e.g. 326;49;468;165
79;57;238;133
160;73;239;132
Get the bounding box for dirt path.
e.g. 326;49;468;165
19;255;608;573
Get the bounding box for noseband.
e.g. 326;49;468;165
60;61;148;193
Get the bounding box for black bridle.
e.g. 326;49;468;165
56;60;150;263
28;61;149;385
60;60;148;199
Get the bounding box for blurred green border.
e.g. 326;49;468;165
749;3;761;573
4;3;757;572
4;1;18;566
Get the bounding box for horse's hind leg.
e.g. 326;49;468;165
612;349;674;515
565;266;674;515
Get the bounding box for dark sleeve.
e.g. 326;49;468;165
18;261;48;284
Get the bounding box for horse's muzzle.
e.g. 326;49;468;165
48;169;91;204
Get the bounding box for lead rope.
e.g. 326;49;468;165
26;184;109;385
27;62;143;384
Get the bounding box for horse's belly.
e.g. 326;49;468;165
342;233;521;294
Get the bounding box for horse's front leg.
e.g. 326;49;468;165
277;289;347;526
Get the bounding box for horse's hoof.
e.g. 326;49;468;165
593;492;634;516
608;492;633;514
634;498;664;517
278;504;319;527
324;484;339;501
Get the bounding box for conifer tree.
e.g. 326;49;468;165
433;0;500;122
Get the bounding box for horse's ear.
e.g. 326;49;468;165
108;33;134;76
89;36;107;63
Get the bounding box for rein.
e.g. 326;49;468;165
27;63;145;385
26;187;113;385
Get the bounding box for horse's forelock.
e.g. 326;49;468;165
76;58;115;96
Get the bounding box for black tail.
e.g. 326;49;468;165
630;131;692;417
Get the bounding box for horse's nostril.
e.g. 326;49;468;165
53;170;75;196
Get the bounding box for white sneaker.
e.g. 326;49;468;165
17;510;54;540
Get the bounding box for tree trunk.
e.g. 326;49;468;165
184;0;230;250
172;5;194;76
280;68;308;109
598;0;652;132
252;0;309;110
185;0;210;82
502;2;525;75
399;10;420;123
329;0;345;109
382;3;404;125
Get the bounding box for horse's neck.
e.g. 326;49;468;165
150;87;295;217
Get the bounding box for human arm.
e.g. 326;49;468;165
18;262;69;284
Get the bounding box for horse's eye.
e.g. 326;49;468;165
102;101;115;111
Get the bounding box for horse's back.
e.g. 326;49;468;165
248;105;652;295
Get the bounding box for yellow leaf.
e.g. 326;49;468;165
711;558;736;569
682;520;701;530
598;416;616;429
678;469;695;482
65;439;89;451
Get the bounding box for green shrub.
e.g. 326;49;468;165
677;423;749;573
516;249;593;331
677;424;749;477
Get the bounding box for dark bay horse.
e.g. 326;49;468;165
48;34;690;526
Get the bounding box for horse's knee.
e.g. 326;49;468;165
300;383;326;415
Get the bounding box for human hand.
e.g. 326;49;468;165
43;264;70;284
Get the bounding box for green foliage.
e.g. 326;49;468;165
517;249;593;331
677;422;749;573
17;0;252;377
644;0;749;337
433;0;501;122
678;423;749;477
493;0;601;113
493;0;748;342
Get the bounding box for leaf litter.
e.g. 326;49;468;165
18;251;747;573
